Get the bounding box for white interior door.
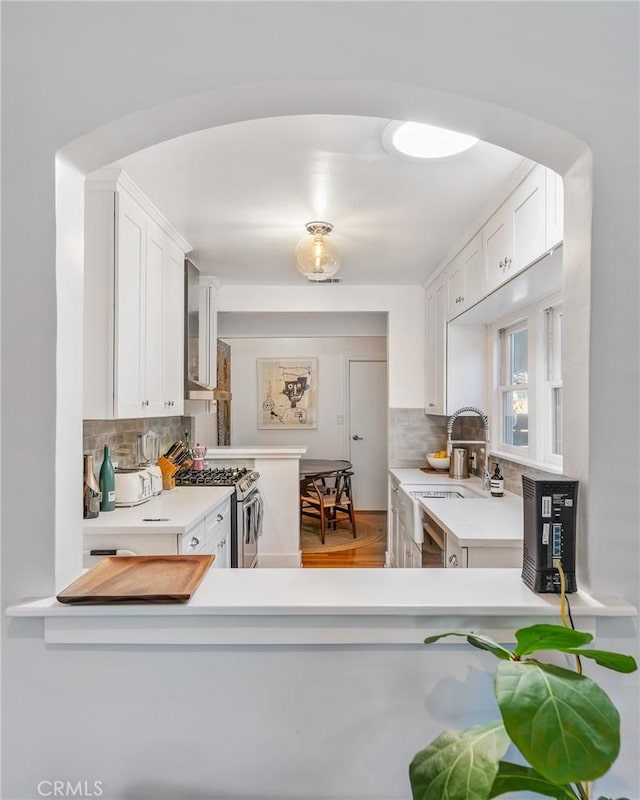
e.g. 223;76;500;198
348;360;387;511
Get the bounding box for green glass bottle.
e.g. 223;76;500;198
99;444;116;511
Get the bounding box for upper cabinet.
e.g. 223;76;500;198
84;170;191;420
485;164;547;294
425;163;564;416
446;232;484;320
545;167;564;250
425;275;447;415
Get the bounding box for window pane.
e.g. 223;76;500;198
509;329;528;385
503;390;528;447
552;386;563;455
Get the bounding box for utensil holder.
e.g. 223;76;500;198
158;456;180;490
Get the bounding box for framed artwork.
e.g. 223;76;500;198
258;357;318;429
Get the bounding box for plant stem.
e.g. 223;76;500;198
574;783;588;800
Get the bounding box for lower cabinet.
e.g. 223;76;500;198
203;500;231;568
83;498;232;568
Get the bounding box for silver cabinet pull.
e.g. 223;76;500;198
448;554;459;567
218;539;225;548
216;513;224;522
428;402;435;407
352;435;364;440
190;536;200;547
142;400;149;406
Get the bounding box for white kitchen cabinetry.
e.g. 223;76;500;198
199;279;218;389
424;275;447;415
485;164;546;293
545;167;564;250
204;500;231;569
446;232;484;320
387;475;401;567
84;169;191;420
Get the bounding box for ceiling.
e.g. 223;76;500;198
112;115;525;286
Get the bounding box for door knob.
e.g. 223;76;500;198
352;435;364;441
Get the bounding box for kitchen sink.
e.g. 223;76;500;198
409;484;486;501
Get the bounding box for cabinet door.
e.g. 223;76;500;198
510;164;546;276
447;257;464;320
448;232;484;319
162;238;185;415
445;535;468;568
181;520;206;554
198;283;218;388
460;232;484;310
144;220;166;417
545;167;564;250
484;203;513;293
204;502;231;568
425;278;446;415
114;191;147;418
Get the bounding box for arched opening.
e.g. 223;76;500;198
56;79;592;588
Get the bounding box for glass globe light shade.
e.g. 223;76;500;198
295;223;341;281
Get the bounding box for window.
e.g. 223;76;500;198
543;305;563;464
499;322;529;450
489;294;563;470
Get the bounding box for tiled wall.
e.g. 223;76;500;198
388;408;556;495
83;416;193;469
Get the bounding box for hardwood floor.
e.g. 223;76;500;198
301;511;387;568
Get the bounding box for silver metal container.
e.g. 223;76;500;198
449;447;470;479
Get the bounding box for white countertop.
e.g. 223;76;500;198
83;486;234;535
204;446;307;459
390;468;523;548
7;568;635;647
419;495;523;547
9;568;634;618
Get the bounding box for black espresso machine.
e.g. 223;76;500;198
521;473;578;593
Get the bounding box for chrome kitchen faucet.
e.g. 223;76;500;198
446;406;491;490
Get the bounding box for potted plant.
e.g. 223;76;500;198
409;624;637;800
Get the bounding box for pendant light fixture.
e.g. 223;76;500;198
295;221;341;282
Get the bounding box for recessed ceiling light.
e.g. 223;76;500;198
383;121;479;160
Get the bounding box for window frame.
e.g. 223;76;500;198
498;319;531;458
488;291;563;471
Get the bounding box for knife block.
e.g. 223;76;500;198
158;456;180;490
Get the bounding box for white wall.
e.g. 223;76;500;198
228;336;386;458
2;3;639;798
218;285;423;408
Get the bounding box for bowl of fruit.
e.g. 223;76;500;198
426;450;450;470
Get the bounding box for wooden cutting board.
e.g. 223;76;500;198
56;555;215;604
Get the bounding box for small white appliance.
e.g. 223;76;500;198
145;464;163;496
114;468;153;507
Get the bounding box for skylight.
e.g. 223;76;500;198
384;121;479;160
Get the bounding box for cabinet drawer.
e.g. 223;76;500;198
445;535;468;568
181;521;206;554
205;502;230;536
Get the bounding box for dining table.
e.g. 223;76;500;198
299;459;353;477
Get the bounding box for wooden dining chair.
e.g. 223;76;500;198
300;470;357;544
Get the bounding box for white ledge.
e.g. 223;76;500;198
204;446;307;459
6;570;635;645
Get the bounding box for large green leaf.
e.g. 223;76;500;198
488;761;578;799
564;648;638;673
513;624;593;657
423;631;512;661
495;660;620;783
410;721;510;800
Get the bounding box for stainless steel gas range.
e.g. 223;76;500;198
175;467;263;568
